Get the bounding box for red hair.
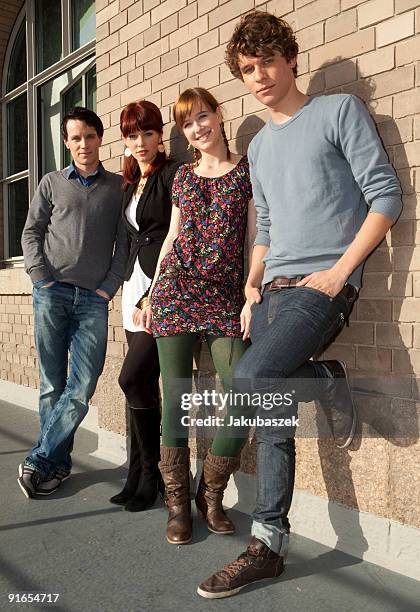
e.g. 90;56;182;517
120;100;166;190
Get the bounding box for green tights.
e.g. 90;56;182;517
156;334;249;457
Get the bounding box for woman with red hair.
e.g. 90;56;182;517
109;100;180;512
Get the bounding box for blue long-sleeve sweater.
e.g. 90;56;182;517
248;94;402;288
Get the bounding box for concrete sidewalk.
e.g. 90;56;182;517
1;400;419;612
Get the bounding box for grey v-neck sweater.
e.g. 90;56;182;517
249;94;402;288
21;168;128;297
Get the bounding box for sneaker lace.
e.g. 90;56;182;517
220;553;250;579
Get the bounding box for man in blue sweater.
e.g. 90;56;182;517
19;107;127;499
198;11;402;598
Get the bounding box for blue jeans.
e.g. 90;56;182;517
233;286;352;553
26;282;109;477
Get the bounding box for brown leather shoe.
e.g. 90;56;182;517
159;446;192;545
195;451;239;534
197;537;285;599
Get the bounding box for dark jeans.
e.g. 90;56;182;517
233;286;352;553
26;282;109;477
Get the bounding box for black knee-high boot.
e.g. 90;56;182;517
109;408;143;505
125;407;164;512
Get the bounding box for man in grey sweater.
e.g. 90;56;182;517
18;107;127;499
198;12;402;598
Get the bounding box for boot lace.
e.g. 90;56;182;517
220;553;250;579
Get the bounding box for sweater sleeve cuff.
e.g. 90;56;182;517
369;196;402;224
254;231;271;247
29;267;53;284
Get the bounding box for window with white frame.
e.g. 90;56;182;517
1;0;96;259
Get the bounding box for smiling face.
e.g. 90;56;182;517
124;128;161;165
64;119;102;171
181;102;223;153
237;50;297;111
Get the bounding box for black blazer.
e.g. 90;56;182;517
122;159;181;290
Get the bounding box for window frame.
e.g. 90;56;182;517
0;0;95;263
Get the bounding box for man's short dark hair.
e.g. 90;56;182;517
62;107;104;139
226;11;299;80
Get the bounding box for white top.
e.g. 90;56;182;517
122;193;152;332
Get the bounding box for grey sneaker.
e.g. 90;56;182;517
36;467;71;495
17;464;42;499
317;360;357;448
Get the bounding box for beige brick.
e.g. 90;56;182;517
296;0;314;6
199;29;219;54
336;321;374;345
179;2;198;27
394;298;420;321
97;32;120;56
128;65;144;87
111;74;128;97
396;0;420;13
161;83;179;106
161;48;178;72
394;89;420;119
417;8;420;33
135;37;169;65
169;16;207;49
97;0;119;27
265;0;294;18
395;141;420;169
121;80;152;106
121;54;136;75
188;45;225;77
379;117;413;146
325;9;357;42
325;60;357;88
211;78;249;104
96;22;109;43
377;323;413;348
390;219;416;246
393;348;420;374
364;248;393;273
179;39;198;63
310;29;375;71
121;0;136;8
295;0;339;31
362;272;413;297
151;0;187;25
371;65;415;100
358;299;393;321
396;37;420;66
127;1;144;22
415;116;420;140
322;343;356;367
198;0;218;16
120;13;150;43
377;13;415;48
393;246;420;271
296;23;324;52
97;83;110;103
144;0;159;10
96;53;110;72
397;169;415;195
358;46;395;78
152;63;188;92
199;66;220;89
209;0;254;30
358;346;392;372
110;43;128;66
97;62;120;87
128;32;144;55
161;13;178;38
143;23;161;47
358;0;393;29
110;11;128;34
414;324;420;347
415;274;420;296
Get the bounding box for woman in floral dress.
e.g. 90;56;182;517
141;88;255;545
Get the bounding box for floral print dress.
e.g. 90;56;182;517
151;156;252;337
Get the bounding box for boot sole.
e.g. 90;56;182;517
166;535;192;545
335;360;357;449
197;573;284;599
197;507;235;535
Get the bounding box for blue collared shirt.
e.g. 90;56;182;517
65;161;104;187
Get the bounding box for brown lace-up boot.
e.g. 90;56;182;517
159;446;192;545
195;451;239;534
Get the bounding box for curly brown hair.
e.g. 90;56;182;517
225;11;299;80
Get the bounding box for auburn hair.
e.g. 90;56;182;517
172;87;230;162
120;100;166;190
